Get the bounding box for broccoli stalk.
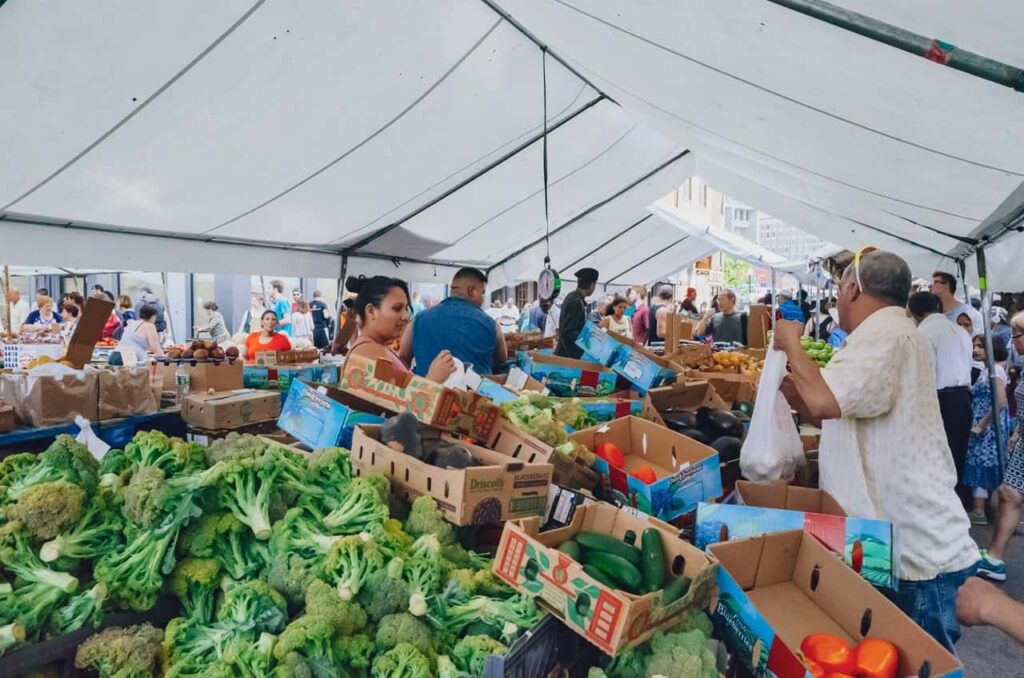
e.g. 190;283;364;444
162;616;237;672
48;582;108;636
215;580;289;634
317;479;388;533
215;457;280;540
438;594;541;636
0;622;25;656
321;535;384;601
40;491;123;563
272;508;344;559
93;524;180;611
404;554;442;617
0;525;78;593
182;511;270;580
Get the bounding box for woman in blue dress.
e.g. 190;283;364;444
965;334;1010;524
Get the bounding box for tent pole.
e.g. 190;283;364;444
977;247;1007;478
770;269;778;327
338;255;349;311
2;265;11;342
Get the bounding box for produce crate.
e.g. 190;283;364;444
480;614;601;678
0;596;179;678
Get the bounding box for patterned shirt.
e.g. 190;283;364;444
820;306;978;581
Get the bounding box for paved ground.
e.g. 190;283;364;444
958;523;1024;677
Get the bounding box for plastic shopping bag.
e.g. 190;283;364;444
75;415;110;460
739;341;805;481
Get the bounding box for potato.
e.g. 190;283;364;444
193;348;210;360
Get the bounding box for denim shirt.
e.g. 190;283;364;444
411;297;496;376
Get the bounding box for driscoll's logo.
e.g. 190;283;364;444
470;478;504;491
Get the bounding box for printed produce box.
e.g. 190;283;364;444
522;352;617;398
642;380;730;428
154;359;243;393
571;416;722;521
350;424;552;526
696;480;896;589
338;354;501;443
469;369;547;405
492;501;716;655
574;321;620;365
1;343;64;370
573;398;644;426
252;348;321;366
575;323;679;393
277;380;384;450
182;388;281;431
710;530;961;678
242;363;338;395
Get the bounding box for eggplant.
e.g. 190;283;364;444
704;409;744;440
731;410;751;424
678;428;712;445
381;412;424;459
428;444;477;469
733;400;755;417
711;436;743;464
696;406;713;430
662;410;698;433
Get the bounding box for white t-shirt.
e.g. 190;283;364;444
543;300;561;339
916;313;972;389
944;301;983;337
820;306;978;581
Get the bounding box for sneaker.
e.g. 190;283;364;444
969;511;989;525
977;551;1007;582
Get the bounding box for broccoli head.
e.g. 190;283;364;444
266;551;322;608
303;578;367;636
0;522;78;593
181;511;269;580
450;634;507;677
212;447;312;540
39;487;123;563
271;615;339;678
370;642;433;678
162;615;236;670
404;495;455;545
335;633;375;673
438;593;541;639
216;580;288;634
306;446;351;489
5;436;98;501
271;507;344;560
375;612;433;656
321;535;384;601
365;518;414;560
645;628;718;678
74;623;163;678
357;557;410;622
169;557;221;623
316;477;388;534
6;480;86;541
93;521;180;612
363;472;390;504
0;453;40;500
403;551;443;617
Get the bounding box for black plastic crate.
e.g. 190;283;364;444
481;614;602;678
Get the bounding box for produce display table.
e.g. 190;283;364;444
0;408;186;453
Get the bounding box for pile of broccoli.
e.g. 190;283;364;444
587;608;720;678
1;431;541;677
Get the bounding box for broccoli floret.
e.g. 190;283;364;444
404;495;455;545
0;453;40;500
375;612;433;656
436;655;460;678
47;581;107;637
645;628;718;678
97;447;131;477
5;436;99;501
215;630;276;678
303;578;367;636
93;522;181;612
122;430;206;476
0;622;25;656
469;569;513;599
39;487;123;563
450;634;507;677
181;511;269;580
604;644;649;678
403;547;443;617
437;594;541;638
358;557;410;622
315;477;388;533
213;456;279;540
162;616;236;671
215;580;288;634
321;535;384;601
266;552;322;608
335;633;375;673
169;557;221;623
271;508;344;559
270;651;315;678
74;623;163;678
271;615;339;678
6;480;86;541
306;446;351;489
363;472;390;504
370;642;432;678
365;518;414;559
122;465;168;527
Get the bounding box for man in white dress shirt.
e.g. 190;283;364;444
775;250;978;652
909;291;974;508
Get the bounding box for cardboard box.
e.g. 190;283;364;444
64;297;116;369
664;315;695;346
183;389;282;430
252;348;321;366
98;367;157;420
242;363;336;394
523;352;617;398
472;372;547;405
697;374;757;406
746;304;771;349
1;343;64;370
573;399;644;426
492;502;717;655
571;416;722;521
338;354;501;443
574;324;679;393
350;424;553;526
574;322;620;365
696;481;896;589
277;380;385;450
710;531;961;678
642;381;730;428
154;360;244;393
665;340;712;369
0;404;15;432
0;370;98;427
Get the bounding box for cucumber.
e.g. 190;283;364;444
583;563;618;589
584;551;643;592
640;528;667;593
662;575;692;605
557;540;582;562
575;531;642;567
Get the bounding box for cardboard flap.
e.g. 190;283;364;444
709;534;765;590
66;297;115;368
368;356;414;387
752;530;802;588
736;480;789;510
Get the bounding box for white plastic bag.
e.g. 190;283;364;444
739;341;805;481
75;415;110;460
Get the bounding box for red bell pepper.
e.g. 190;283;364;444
800;634;855;674
854;637;899;678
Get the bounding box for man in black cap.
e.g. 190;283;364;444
556;268;599;359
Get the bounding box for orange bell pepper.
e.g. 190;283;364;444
631;466;657;484
595;442;625;467
824;673;855;678
800;634;855;674
853;638;899;678
804;658;826;677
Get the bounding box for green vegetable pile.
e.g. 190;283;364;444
800;337;835;366
587;608;719;678
0;432;543;677
500;394;596;467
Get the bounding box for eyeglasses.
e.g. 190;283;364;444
1014;331;1024;340
853;246;878;290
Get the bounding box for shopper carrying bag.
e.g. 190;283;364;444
740;338;805;481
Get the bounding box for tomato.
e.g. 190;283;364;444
595;442;625;468
630;466;657;484
800;634;855;674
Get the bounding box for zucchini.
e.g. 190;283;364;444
575;531;642;567
640;528;667;593
557;540;582;562
584;551;643;592
583;563;618;589
662;575;692;605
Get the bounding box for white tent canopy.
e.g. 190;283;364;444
2;1;1021;288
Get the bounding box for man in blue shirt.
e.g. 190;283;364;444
400;268;508;376
268;279;292;335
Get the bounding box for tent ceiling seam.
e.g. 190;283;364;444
336;83;596;245
486;148;690;272
202;18;504;236
606;235;691;284
546;0;1023;177
337;93;605;251
561;213;654;271
1;0;268;211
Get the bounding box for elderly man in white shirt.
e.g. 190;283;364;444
909;290;974;508
775;249;978;652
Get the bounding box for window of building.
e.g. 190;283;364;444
192;274;216;333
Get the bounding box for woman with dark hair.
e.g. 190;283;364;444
60;303;80;344
345;276;454;381
599;296;632;337
195;300;229;344
245;309;292;360
965;334;1011;524
110;304;164;364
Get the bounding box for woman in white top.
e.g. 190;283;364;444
290;299;314;341
600;295;632;338
112;305;164;365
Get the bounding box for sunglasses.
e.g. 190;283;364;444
853;246;878;291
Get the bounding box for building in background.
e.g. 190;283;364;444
726;198;829;262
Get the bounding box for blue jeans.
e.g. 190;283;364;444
885;563;978;653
